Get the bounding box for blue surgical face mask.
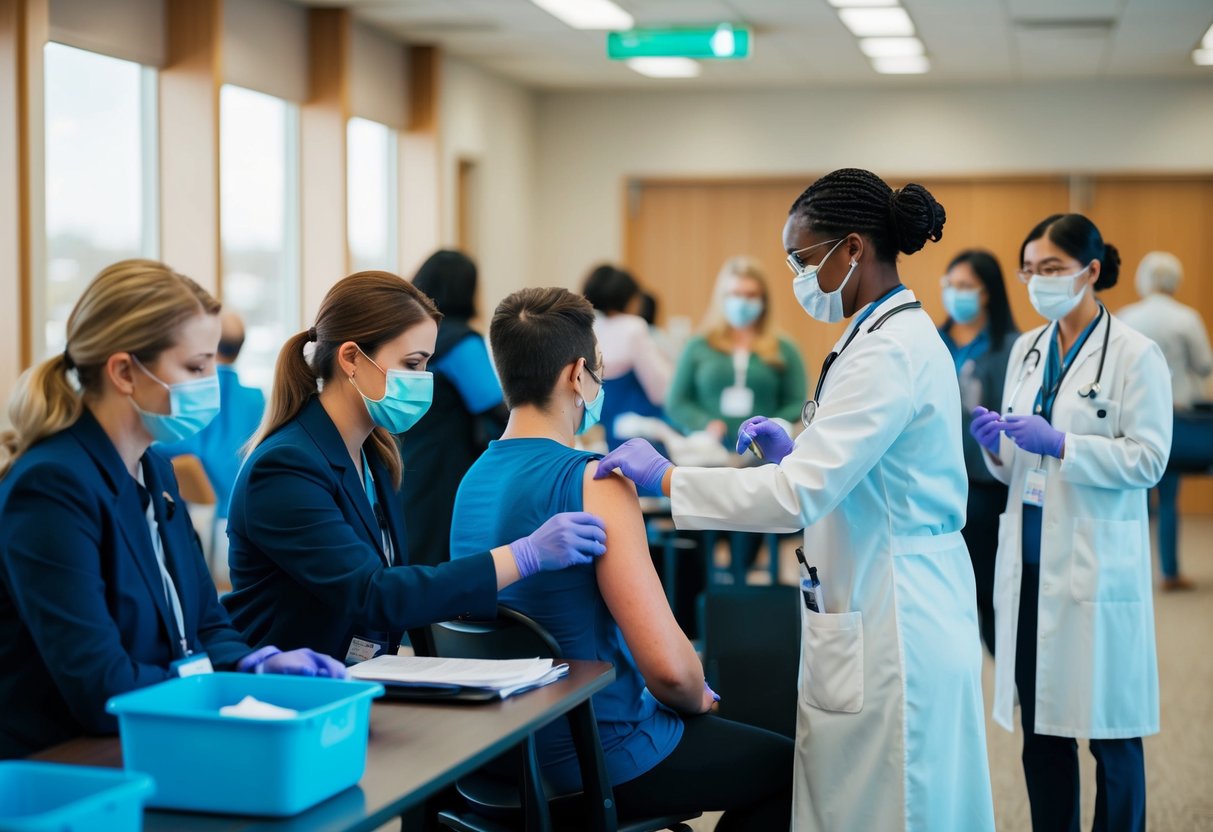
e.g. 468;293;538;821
790;238;856;324
942;287;982;324
577;364;606;436
352;349;434;434
723;296;764;328
131;358;221;444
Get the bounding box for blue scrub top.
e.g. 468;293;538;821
1022;309;1105;565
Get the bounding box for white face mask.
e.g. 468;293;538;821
1027;265;1090;321
791;238;857;324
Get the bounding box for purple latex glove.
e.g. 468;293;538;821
736;416;793;463
969;406;1005;455
593;438;673;494
511;511;607;579
1003;414;1066;459
239;646;348;679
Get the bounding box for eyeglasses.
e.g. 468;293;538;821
584;363;603;386
1016;262;1089;283
785;238;841;275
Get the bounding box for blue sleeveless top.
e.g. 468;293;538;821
450;438;683;793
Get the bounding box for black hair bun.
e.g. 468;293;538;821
890;183;946;255
1095;242;1120;291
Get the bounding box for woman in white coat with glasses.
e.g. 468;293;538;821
971;213;1170;832
596;168;995;832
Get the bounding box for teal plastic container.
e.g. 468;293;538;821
106;673;383;817
0;761;153;832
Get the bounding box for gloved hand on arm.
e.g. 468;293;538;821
1003;414;1066;459
969;406;1005;455
593;439;674;495
702;680;721;713
736;415;794;464
510;511;607;579
238;646;348;679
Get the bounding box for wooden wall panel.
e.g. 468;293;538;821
625;174;1213;515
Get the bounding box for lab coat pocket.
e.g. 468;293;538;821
800;610;864;713
1066;397;1120;439
1069;517;1143;603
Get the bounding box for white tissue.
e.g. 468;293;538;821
219;695;299;720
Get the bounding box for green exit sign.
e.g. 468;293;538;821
607;26;752;60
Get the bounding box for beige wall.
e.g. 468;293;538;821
533;79;1213;290
439;56;537;322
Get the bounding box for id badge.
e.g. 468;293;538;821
345;635;387;665
720;385;755;418
171;652;214;678
1022;468;1047;508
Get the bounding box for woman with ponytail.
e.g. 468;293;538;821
222;271;607;665
974;214;1170;831
0;260;346;759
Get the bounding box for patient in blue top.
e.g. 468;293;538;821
451;288;792;830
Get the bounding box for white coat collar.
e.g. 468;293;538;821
836;286;919;349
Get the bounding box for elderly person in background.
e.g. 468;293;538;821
1119;251;1212;590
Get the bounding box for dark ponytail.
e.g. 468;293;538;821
789;168;946;262
1020;213;1120;291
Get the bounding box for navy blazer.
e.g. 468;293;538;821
0;410;251;758
223;397;497;661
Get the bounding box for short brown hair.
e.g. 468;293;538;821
490;288;596;409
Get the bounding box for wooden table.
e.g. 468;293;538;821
32;660;615;831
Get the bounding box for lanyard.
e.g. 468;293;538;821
136;464;190;658
811;285;909;403
361;452;394;566
1033;306;1104;422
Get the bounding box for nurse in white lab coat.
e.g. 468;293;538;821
597;168;995;832
972;214;1170;832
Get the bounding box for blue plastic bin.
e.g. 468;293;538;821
106;673;383;817
0;761;153;832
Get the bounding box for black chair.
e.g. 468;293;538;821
429;607;699;832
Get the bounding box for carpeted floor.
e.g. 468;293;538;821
691;515;1213;831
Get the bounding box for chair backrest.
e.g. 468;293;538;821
429;606;561;662
702;584;801;738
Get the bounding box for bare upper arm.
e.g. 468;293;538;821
582;462;693;679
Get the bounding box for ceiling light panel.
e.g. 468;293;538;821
858;37;924;58
838;7;915;38
827;0;899;7
871;55;930;74
626;57;702;78
529;0;633;31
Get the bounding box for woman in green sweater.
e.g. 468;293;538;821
668;257;808;444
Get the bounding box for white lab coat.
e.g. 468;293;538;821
984;313;1170;738
670;290;995;832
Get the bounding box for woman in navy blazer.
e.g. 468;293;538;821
0;260;345;759
223;272;607;666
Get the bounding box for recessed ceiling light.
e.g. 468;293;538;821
871;55;930;74
827;0;899;7
1193;48;1213;66
858;37;924;58
529;0;633;31
838;7;915;38
626;57;702;78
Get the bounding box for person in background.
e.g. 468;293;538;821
1118;251;1212;590
0;260;345;759
584;265;672;450
164;311;265;578
976;214;1169;832
637;290;693;367
400;250;507;568
223;271;606;665
667;257;807;445
452;287;793;830
666;258;808;573
939;249;1018;654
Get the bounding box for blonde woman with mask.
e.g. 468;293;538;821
0;260;346;759
667;257;808;445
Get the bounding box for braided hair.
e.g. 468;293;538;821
788;168;946;262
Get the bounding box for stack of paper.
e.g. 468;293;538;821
348;656;569;700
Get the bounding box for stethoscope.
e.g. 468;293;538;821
800;299;923;428
1006;305;1110;416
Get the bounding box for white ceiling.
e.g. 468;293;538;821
297;0;1213;89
